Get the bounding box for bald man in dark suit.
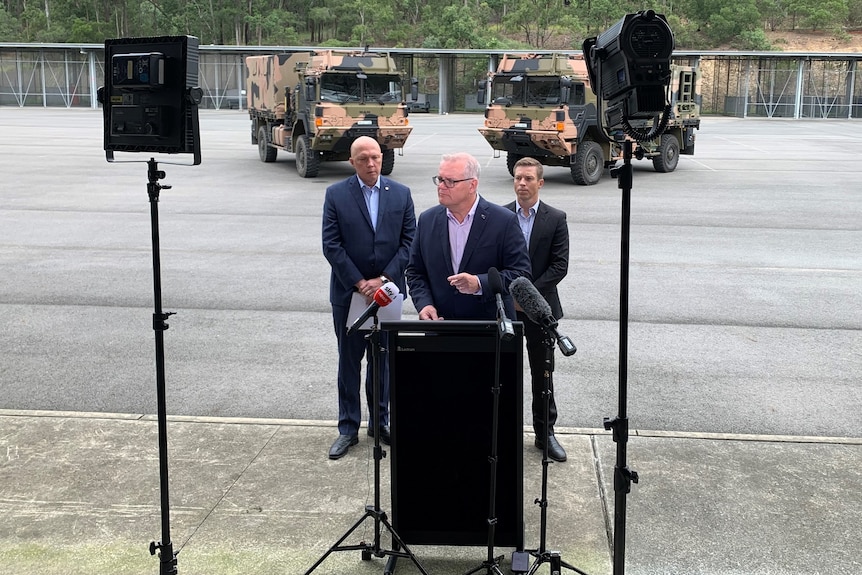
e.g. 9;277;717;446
322;136;416;459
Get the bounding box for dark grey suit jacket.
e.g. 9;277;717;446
407;196;531;319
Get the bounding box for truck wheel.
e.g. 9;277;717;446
258;126;277;163
381;149;395;175
506;153;523;176
571;140;603;185
652;133;680;173
295;135;319;178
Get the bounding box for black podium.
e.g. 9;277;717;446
381;320;524;549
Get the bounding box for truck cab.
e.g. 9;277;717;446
247;50;414;178
478;53;701;185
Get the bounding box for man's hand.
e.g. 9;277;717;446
419;305;443;321
355;277;386;300
448;273;479;294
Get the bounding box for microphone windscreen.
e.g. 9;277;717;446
510;276;553;325
374;281;400;306
487;267;504;295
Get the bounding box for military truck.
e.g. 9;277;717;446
477;53;701;185
246;50;415;177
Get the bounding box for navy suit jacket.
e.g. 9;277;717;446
406;196;531;320
323;174;415;308
505;200;569;320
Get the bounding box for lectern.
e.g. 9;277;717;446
381;320;524;549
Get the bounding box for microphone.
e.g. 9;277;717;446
510;276;576;356
347;281;400;335
488;267;514;341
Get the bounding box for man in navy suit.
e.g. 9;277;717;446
406;152;531;321
322;136;416;459
505;157;570;462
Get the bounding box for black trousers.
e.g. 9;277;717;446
517;311;559;437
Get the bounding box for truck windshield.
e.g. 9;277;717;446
363;74;403;103
320;73;402;104
491;76;563;106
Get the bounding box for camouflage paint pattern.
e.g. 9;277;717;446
478;53;701;163
313;102;411;151
246;54;298;119
478;53;596;158
247;50;411;153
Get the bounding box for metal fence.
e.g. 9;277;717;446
1;43;860;118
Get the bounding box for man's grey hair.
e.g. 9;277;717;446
442;152;480;180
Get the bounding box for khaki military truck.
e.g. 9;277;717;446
477;53;700;185
246;50;415;177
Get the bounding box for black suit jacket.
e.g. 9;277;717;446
505;199;569;319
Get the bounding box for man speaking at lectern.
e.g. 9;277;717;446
406;152;531;321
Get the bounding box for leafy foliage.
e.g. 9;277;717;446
1;0;861;47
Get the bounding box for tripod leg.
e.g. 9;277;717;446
302;511;374;575
304;324;430;575
527;551;591;575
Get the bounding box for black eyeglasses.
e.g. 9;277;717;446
432;175;473;188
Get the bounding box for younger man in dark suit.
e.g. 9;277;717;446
505;157;570;462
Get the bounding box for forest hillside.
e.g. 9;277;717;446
3;0;862;53
761;29;862;51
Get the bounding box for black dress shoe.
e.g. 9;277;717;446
535;435;567;462
367;425;391;446
329;434;359;459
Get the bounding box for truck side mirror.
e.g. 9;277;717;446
477;80;487;106
411;77;419;101
305;77;316;102
560;77;572;106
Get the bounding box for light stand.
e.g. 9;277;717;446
525;331;589;575
463;316;508;575
604;140;640;575
144;158;179;575
304;315;429;575
584;11;673;567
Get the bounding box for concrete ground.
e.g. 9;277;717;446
1;410;860;575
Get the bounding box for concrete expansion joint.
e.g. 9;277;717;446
1;409;859;446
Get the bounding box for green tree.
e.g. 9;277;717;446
68;16;112;42
738;27;775;49
758;0;788;31
247;8;297;45
802;0;848;30
664;13;701;49
849;0;862;25
421;2;507;49
344;0;397;47
308;5;332;43
20;4;47;40
503;0;558;48
0;5;20;40
699;0;760;45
